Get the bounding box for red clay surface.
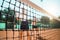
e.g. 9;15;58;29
0;29;60;40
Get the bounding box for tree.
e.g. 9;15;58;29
58;16;60;19
0;10;2;20
51;18;60;28
40;16;50;28
0;8;17;29
0;8;15;22
40;16;50;25
3;8;15;22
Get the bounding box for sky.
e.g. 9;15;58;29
30;0;60;18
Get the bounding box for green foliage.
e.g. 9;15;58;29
50;19;60;28
0;29;3;31
40;16;50;25
36;23;41;27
